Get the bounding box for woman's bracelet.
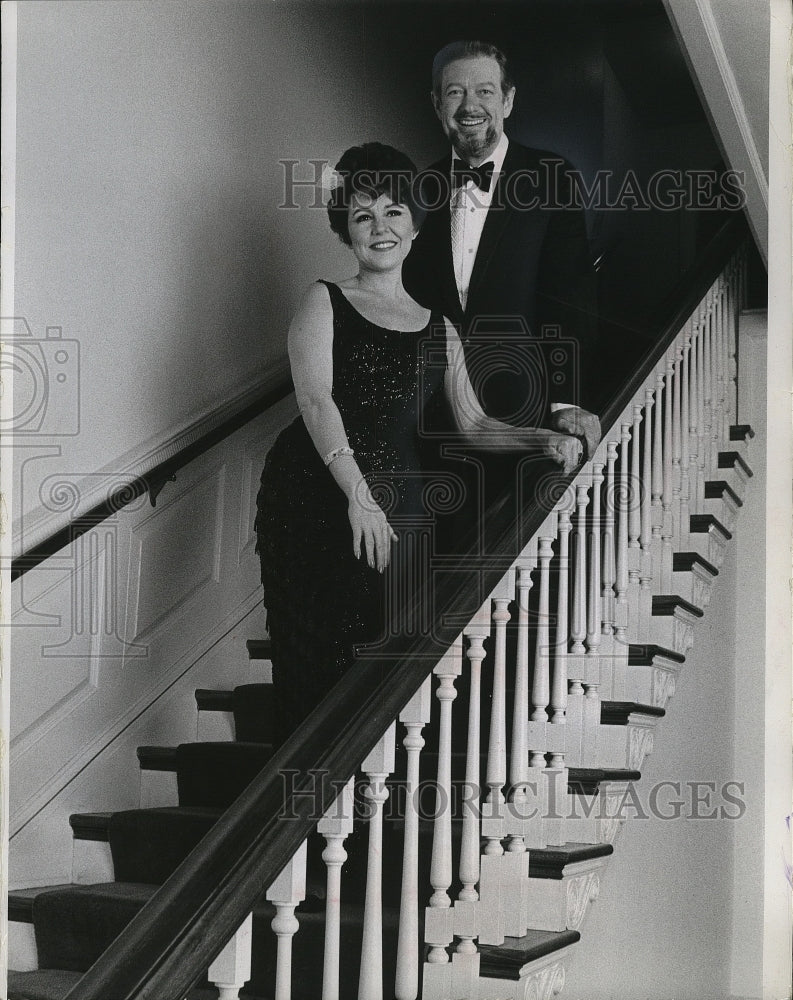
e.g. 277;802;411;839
324;445;355;466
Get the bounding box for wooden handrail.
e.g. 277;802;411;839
63;215;747;1000
11;362;294;581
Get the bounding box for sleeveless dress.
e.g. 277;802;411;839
255;281;446;743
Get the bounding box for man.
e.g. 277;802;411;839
404;40;600;514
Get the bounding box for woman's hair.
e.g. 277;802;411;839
327;142;420;246
431;40;513;98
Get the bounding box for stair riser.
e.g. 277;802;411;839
140;769;179;809
672;567;716;610
597;722;656;772
689;528;729;569
625;664;679;710
526;860;604;932
703;495;740;534
8;922;37;973
196;709;235;742
563;791;627;846
72;840;114;885
650;610;697;656
478;944;576;1000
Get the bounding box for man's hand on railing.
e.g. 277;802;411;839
550;406;602;461
544;433;584;475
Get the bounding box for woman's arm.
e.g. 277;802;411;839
288;283;397;571
443;319;585;473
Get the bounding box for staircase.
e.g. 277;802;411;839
6;240;756;999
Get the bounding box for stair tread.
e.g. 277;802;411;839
7;968;253;1000
70;805;222;841
529;841;614;878
479;928;581;979
246;638;272;658
690;512;733;540
672;551;719;577
729;423;754;442
652;593;705;618
719;449;753;477
601;701;665;724
7;968;84;1000
628;643;685;665
194;688;234;711
136;745;178;770
8;885;75;923
137;740;276;772
704;479;743;506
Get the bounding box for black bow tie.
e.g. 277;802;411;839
451;160;495;193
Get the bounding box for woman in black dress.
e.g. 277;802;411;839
255;143;582;744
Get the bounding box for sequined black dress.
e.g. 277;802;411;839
255;281;445;743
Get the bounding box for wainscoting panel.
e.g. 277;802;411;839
9;397;297;860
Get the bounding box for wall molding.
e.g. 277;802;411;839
12;365;293;559
10;587;262;837
663;0;769;261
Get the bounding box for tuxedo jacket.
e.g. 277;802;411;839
404;141;598;426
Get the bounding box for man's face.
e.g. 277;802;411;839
433;55;515;165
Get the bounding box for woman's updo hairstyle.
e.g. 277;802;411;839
328;142;420;246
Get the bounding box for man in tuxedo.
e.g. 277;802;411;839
405;40;600;531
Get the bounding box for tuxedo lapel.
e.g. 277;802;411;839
465;142;523;314
434;200;464;323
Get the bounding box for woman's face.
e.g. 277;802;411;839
346;192;416;272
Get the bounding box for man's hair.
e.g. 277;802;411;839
327;142;420;246
431;40;513;98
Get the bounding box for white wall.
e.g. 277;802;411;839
11;0;439;549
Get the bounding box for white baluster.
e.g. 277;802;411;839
661;356;675;593
267;841;308;1000
613;423;631;695
552;494;574;731
601;441;618;649
626;404;643;669
459;625;486;907
547;497;573;846
688;319;701;515
452;609;488;995
672;342;683;546
570;485;590;665
679;329;692;550
485;569;528;939
713;279;727;447
423;642;462;1000
395;678;432;1000
208;914;253;1000
585;461;605;693
531;537;554;758
572;484;599;766
484;575;512;857
696;309;706;505
509;563;534;848
726;262;739;426
651;371;665;583
318;780;355;1000
639;389;655;641
359;723;397;1000
704;294;715;480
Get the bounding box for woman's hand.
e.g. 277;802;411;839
544;433;584;474
348;489;399;573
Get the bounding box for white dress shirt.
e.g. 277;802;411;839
449;134;575;414
450;133;509;313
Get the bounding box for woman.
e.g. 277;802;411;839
255;142;581;744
